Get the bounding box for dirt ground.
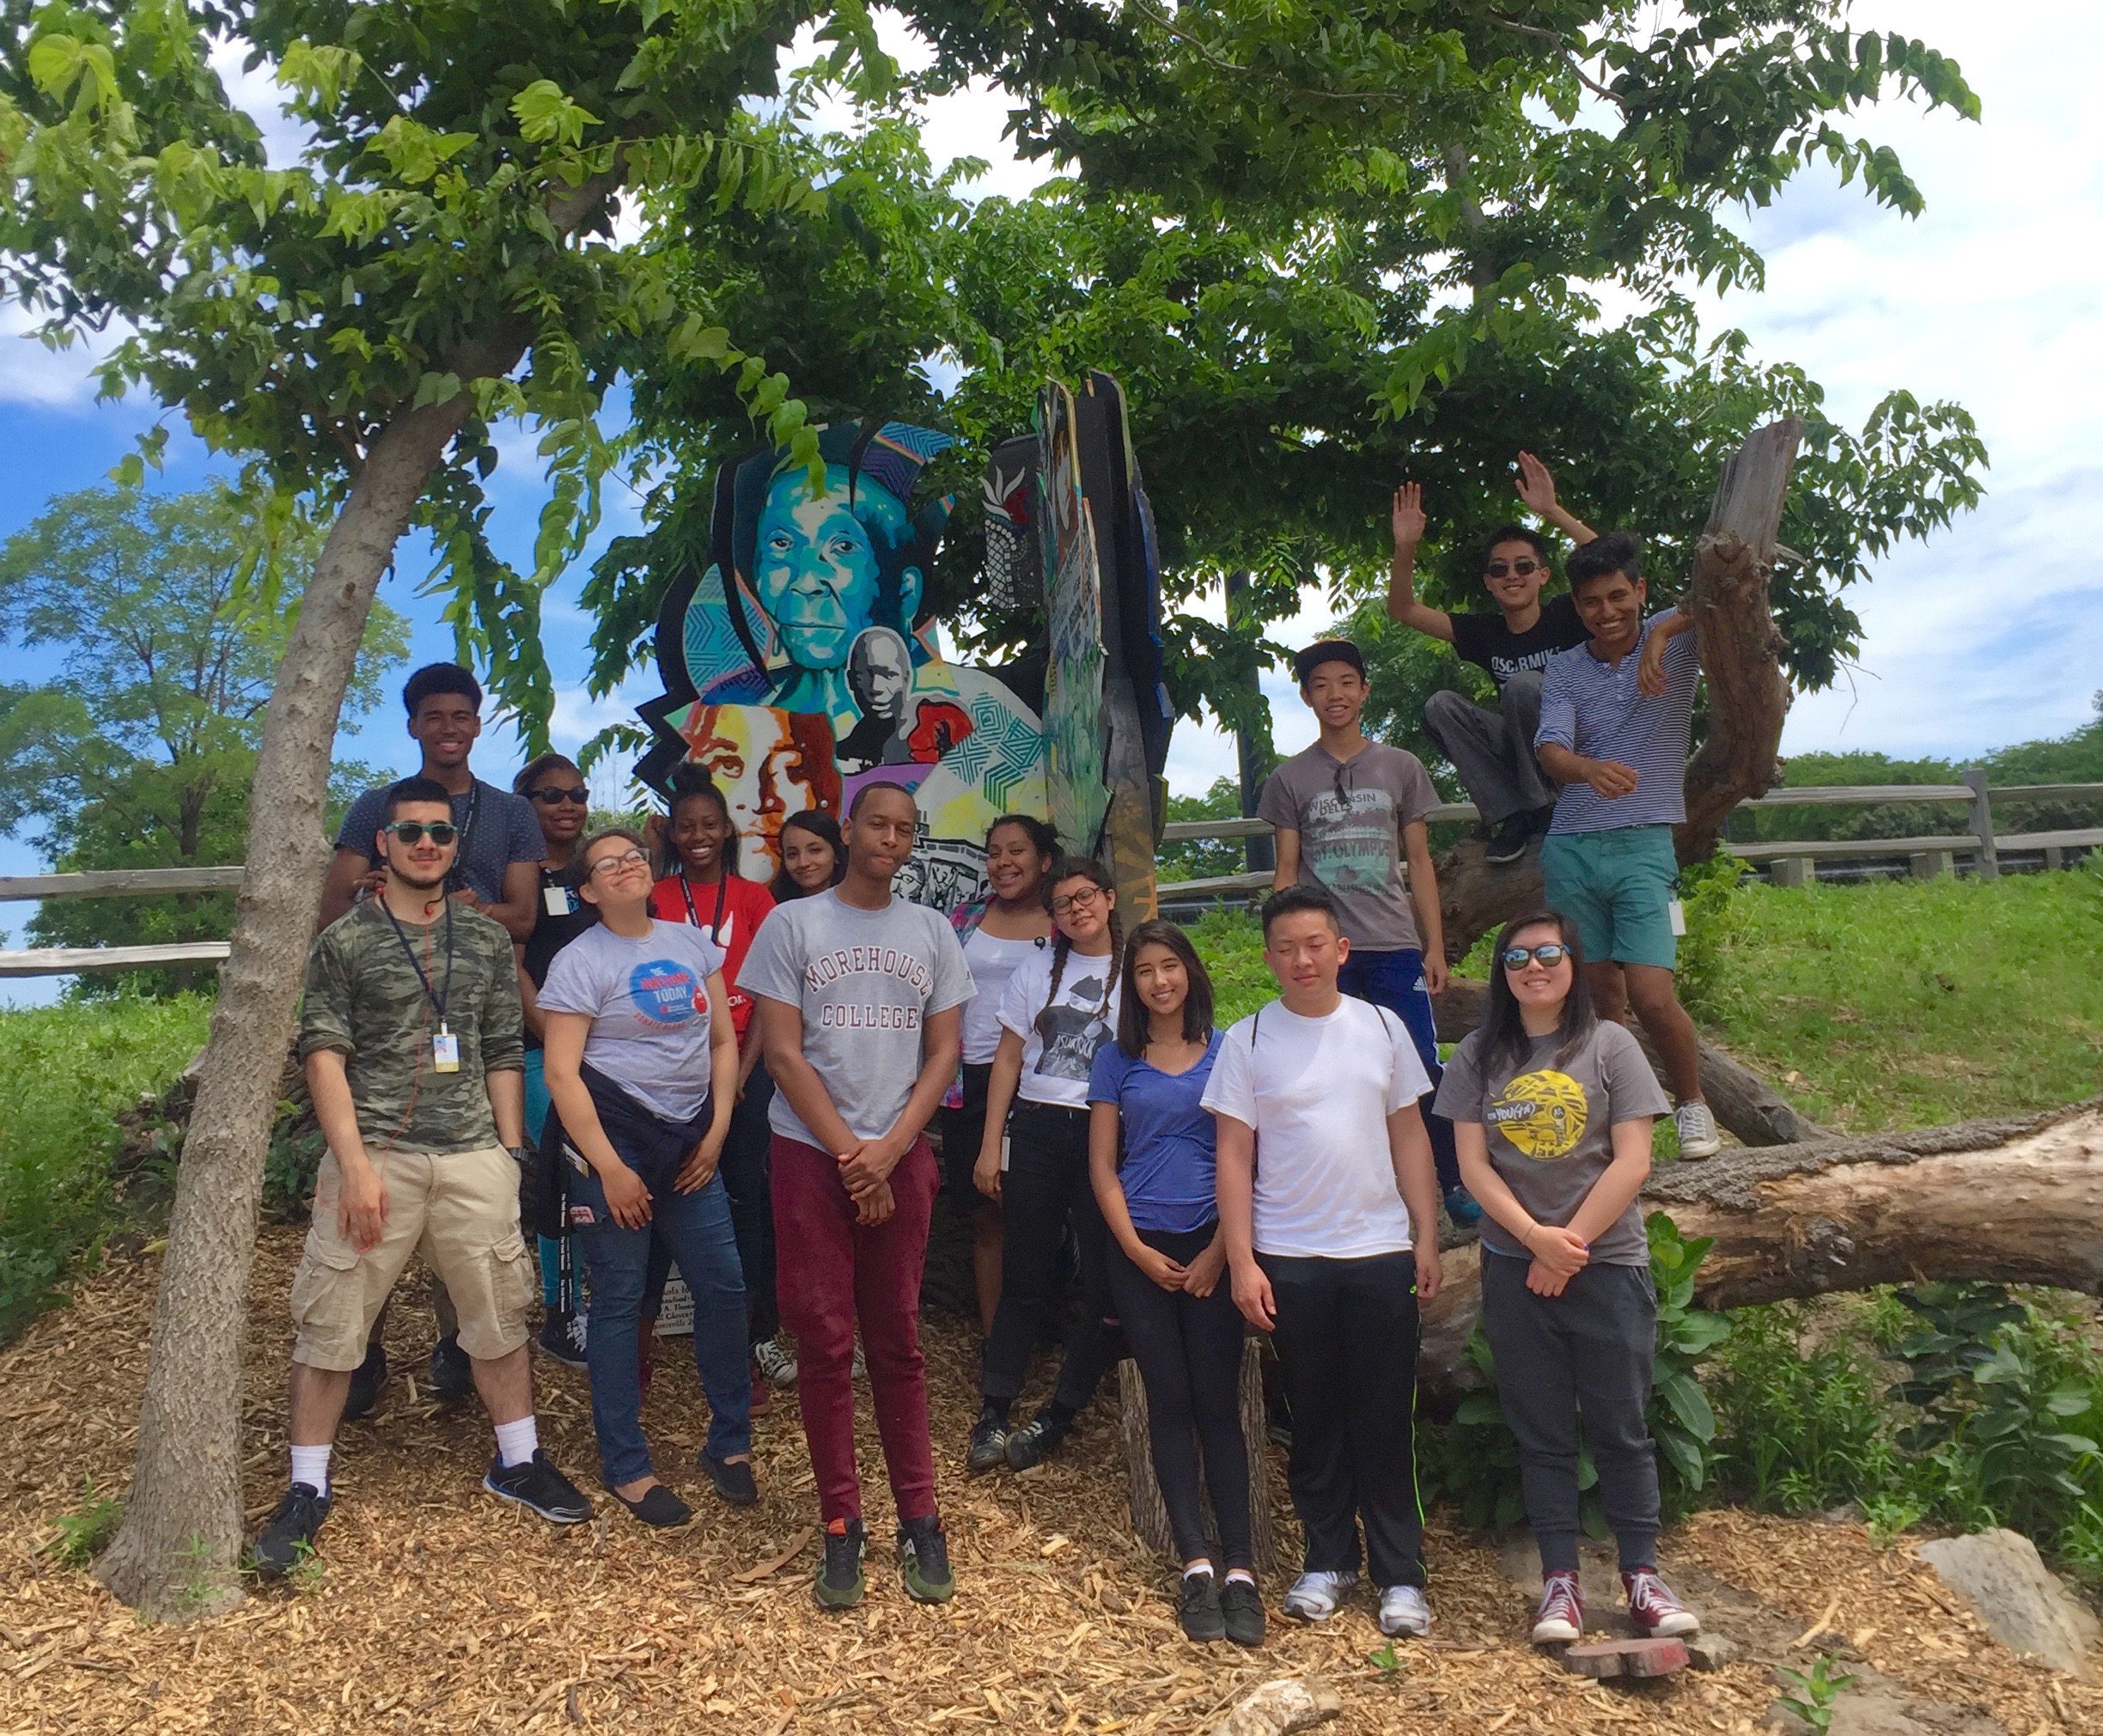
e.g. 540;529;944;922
2;1226;2096;1735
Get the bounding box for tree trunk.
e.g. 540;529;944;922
94;398;475;1618
1433;417;1805;959
1418;1101;2103;1404
1117;1337;1277;1570
1430;977;1823;1148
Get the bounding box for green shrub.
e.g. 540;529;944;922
0;996;209;1341
1183;911;1272;1026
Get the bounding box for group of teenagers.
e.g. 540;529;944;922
254;456;1715;1651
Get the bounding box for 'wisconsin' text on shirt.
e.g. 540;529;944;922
802;946;934;997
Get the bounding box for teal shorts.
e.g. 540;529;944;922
1539;826;1679;971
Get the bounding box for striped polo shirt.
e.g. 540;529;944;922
1534;611;1699;834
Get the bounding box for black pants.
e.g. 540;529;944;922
1106;1223;1253;1570
1261;1251;1425;1588
719;1063;778;1344
1480;1252;1660;1573
978;1101;1118;1413
942;1061;997;1207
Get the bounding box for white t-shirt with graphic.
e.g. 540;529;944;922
997;944;1124;1110
1202;995;1432;1258
739;889;975;1148
536;920;727;1124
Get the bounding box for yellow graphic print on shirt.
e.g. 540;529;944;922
1484;1069;1590;1160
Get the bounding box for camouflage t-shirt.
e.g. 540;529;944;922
300;898;525;1154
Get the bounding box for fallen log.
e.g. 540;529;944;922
1420;1101;2103;1403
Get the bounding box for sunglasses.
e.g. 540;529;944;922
386;821;458;846
1501;943;1571;971
531;786;589;806
588;848;651;876
1052;886;1105;916
1485;558;1542;578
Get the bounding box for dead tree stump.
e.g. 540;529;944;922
1118;1337;1277;1571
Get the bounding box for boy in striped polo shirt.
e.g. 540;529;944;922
1533;533;1722;1159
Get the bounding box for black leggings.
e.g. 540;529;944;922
1106;1223;1253;1570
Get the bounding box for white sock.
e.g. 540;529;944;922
1183;1562;1214;1580
290;1444;332;1497
493;1416;539;1469
1224;1569;1255;1586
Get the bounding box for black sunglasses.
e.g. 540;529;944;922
1500;943;1571;971
531;786;589;806
386;820;459;846
1485;558;1543;578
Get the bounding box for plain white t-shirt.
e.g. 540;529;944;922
997;944;1123;1110
960;928;1047;1066
1201;996;1432;1259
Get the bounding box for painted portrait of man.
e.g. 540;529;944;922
837;626;916;771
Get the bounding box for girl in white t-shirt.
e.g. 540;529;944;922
967;857;1124;1474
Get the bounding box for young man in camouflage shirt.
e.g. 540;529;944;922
253;778;590;1576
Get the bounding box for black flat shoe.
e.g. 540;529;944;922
699;1451;759;1508
611;1483;692;1528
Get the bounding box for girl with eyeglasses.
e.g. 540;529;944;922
649;772;792;1404
1433;910;1700;1647
967;857;1124;1474
511;753;599;1366
539;828;755;1526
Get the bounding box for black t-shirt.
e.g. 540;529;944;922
520;865;598;1048
1449;594;1587;690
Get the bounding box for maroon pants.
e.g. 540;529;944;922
771;1134;939;1525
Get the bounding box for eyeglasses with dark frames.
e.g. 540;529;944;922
385;821;458;846
1485;558;1543;578
1051;886;1106;917
531;786;589;806
588;848;651;876
1500;943;1571;971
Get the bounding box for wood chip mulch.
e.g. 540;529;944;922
1;1229;2095;1734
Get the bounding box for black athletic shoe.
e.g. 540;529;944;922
341;1343;387;1422
898;1514;955;1604
1221;1576;1267;1647
816;1518;868;1610
482;1450;591;1524
536;1308;587;1368
699;1451;759;1508
1180;1571;1226;1642
1003;1409;1071;1471
611;1483;692;1529
428;1334;473;1404
1484;813;1534;866
966;1416;1009;1474
252;1483;332;1581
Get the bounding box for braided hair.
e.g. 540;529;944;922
1043;856;1123;1004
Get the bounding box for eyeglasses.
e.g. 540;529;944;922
531;786;589;806
1485;558;1542;578
386;821;458;846
1501;943;1571;971
588;849;650;876
1051;886;1105;916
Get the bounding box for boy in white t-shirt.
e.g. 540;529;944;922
1205;883;1443;1639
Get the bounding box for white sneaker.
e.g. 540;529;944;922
754;1335;797;1387
1674;1100;1722;1160
1377;1584;1432;1637
1282;1570;1358;1622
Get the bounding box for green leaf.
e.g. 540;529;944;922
511;79;600;148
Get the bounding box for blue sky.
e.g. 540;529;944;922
5;1;2100;977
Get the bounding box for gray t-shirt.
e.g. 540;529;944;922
1258;741;1439;951
536;920;727;1124
739;889;974;1148
1433;1019;1670;1266
336;777;544;905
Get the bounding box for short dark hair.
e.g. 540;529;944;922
1115;920;1215;1055
1293;638;1366;686
1566;531;1643;594
513;752;580;797
847;778;917;819
382;776;454;822
402;662;482;716
1483;523;1551;564
1259;882;1342;938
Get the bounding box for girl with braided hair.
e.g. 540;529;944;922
967;857;1125;1472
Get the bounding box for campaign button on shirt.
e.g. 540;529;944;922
536;920;726;1124
628;958;701;1026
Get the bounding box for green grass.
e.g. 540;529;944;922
0;995;210;1342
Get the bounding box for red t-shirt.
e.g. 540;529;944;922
649;873;777;1038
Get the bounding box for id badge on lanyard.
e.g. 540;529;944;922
544;883;574;917
433;1021;460;1073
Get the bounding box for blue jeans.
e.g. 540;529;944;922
576;1167;751;1486
523;1048;552;1145
1336;947;1461;1195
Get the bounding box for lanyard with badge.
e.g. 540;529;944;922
385;899;460;1072
542;863;576;918
680;874;740;1010
445;780;481;896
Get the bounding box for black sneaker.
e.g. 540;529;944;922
966;1415;1009;1474
482;1450;591;1524
429;1334;473;1404
898;1514;955;1604
341;1343;387;1422
537;1309;587;1368
1221;1576;1266;1647
1180;1570;1226;1642
815;1518;867;1610
699;1451;759;1508
1003;1410;1071;1471
252;1483;332;1581
1484;813;1534;867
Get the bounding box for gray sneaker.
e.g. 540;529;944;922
1674;1100;1722;1160
753;1335;797;1387
1282;1569;1358;1621
1377;1584;1432;1637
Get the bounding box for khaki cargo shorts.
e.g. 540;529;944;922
290;1143;532;1372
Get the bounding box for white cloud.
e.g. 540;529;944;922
0;304;126;411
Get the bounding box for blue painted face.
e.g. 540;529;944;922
753;466;919;671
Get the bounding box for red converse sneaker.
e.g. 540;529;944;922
1531;1570;1584;1645
1622;1567;1699;1637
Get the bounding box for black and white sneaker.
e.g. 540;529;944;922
1003;1410;1071;1471
341;1343;387;1422
537;1309;588;1367
252;1483;332;1580
898;1514;955;1604
1484;813;1534;866
966;1416;1009;1474
482;1450;591;1524
429;1334;473;1404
